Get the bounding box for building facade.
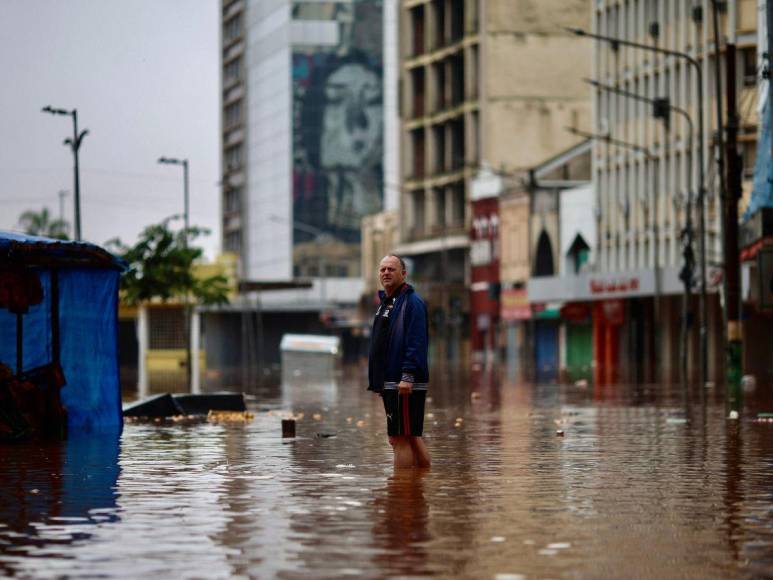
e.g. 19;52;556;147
591;0;758;384
395;0;592;361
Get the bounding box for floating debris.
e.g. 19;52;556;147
666;417;687;425
346;417;353;423
471;392;481;400
556;430;565;437
574;379;588;388
547;542;571;549
490;536;506;543
282;419;296;438
313;413;322;421
728;410;740;420
315;432;336;438
207;410;254;423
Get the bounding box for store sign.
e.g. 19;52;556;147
500;288;530;321
589;276;640;295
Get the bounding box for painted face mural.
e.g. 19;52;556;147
291;1;383;276
320;63;383;170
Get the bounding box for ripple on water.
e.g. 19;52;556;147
1;371;772;578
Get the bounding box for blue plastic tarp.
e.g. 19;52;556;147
745;97;773;221
0;231;125;433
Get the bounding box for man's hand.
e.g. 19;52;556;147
397;381;413;395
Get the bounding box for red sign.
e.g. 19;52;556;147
500;289;530;321
589;276;640;295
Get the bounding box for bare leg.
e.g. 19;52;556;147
392;436;415;468
409;437;431;468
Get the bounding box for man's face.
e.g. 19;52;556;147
379;256;405;294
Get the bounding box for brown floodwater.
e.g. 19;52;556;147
1;364;772;579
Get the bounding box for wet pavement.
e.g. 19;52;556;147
1;364;773;579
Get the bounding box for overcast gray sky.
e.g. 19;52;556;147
0;0;220;258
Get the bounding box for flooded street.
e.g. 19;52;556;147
2;366;773;579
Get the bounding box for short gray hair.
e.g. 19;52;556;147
384;254;406;273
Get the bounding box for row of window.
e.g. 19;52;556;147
408;0;474;58
408;113;478;178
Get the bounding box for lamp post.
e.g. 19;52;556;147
158;156;192;391
568;26;709;387
158;157;190;245
42;106;88;241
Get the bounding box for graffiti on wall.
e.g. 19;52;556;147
292;1;383;260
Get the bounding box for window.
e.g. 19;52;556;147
224;100;242;129
742;47;758;87
225;188;241;213
411;5;425;56
225;144;243;170
224;57;242;84
433;125;446;172
224;231;241;253
223;13;242;44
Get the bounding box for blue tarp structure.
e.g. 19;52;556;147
745;97;773;221
0;231;127;433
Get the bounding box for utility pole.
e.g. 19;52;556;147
723;32;743;394
158;156;192;391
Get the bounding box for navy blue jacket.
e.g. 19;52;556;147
368;284;429;391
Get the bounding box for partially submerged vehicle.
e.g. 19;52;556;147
0;232;126;440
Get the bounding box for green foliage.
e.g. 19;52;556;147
17;207;69;240
106;216;230;307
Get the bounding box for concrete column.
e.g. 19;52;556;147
137;304;149;400
191;308;201;394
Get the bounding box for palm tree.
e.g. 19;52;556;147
17;207;69;240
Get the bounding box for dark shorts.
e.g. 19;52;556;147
382;388;426;437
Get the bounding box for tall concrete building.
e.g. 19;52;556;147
220;0;384;306
395;0;592;357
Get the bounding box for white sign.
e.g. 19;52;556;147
470;240;492;266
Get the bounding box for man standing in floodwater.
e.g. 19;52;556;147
368;255;431;468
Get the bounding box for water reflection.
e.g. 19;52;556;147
1;367;772;578
371;471;430;574
0;433;120;576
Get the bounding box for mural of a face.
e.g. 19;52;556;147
320;63;383;169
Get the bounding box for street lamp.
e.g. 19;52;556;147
42;106;88;241
158;156;192;391
157;157;190;245
568;26;710;386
